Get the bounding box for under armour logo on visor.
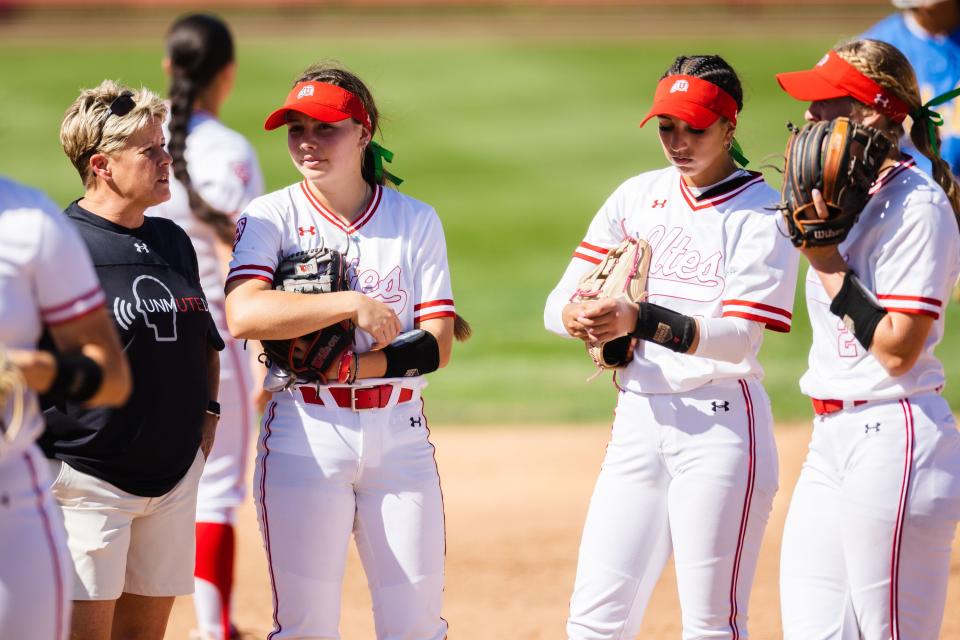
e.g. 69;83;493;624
670;79;690;93
297;85;315;100
874;94;890;108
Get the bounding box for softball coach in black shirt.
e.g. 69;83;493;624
41;79;224;640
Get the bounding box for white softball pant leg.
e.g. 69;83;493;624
780;394;960;640
567;379;778;640
0;445;71;640
254;397;447;640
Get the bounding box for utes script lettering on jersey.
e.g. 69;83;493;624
353;263;409;314
646;224;725;302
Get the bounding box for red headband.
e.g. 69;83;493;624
264;81;371;131
776;50;909;123
640;75;739;129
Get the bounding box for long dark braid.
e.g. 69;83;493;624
166;13;236;244
661;54;744;113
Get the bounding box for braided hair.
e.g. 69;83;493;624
165;13;236;244
835;39;960;229
661;54;744;114
293;62;385;186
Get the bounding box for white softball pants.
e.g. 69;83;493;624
780;393;960;640
567;378;778;640
0;444;71;640
254;392;447;640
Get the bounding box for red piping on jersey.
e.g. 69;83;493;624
579;241;608;254
225;273;272;287
229;264;275;276
572;252;602;264
43;300;106;327
258;403;283;639
678;173;764;211
414;299;454;310
40;285;103;315
299;181;383;234
891;399;916;640
882;307;940;320
728;379;757;639
878;294;941;306
722;311;791;333
25;452;65;640
869;158;916;195
722;299;793;319
416;311;456;323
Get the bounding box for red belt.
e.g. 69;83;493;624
811;398;868;416
300;384;414;411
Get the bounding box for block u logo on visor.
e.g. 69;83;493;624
640;75;739;129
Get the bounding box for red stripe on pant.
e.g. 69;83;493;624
258;402;283;639
891;400;916;639
25;452;66;640
728;380;757;640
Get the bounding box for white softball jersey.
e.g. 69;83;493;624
148;112;264;522
546;167;799;392
800;157;960;402
0;178;105;460
0;177;95;640
228;181;457;389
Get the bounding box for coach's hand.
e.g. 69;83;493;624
200;413;217;460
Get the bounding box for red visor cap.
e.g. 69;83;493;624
775;51;909;123
640;75;739;129
264;81;371;131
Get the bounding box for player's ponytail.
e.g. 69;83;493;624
165;13;237;244
836;39;960;230
294;62;400;187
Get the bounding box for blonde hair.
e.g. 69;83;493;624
60;80;167;187
835;39;960;225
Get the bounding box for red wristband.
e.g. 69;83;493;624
337;351;354;385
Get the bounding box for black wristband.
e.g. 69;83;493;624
383;330;440;378
47;353;103;404
206;400;221;419
829;270;887;349
630;301;697;354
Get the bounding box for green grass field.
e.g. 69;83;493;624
2;8;957;424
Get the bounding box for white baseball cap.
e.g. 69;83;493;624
892;0;950;8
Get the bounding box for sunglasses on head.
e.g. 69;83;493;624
84;91;137;162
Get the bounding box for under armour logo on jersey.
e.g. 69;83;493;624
865;423;881;434
297;85;315;100
669;79;689;93
874;93;890;109
298;226;316;236
410;416;423;428
651;199;667;208
711;401;730;412
134;242;149;253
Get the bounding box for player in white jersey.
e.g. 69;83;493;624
545;55;799;639
0;176;130;640
225;62;457;639
145;14;264;640
776;40;960;640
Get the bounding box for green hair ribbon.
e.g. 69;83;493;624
729;137;749;167
369;141;403;186
911;86;960;158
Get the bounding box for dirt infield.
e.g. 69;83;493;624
164;423;960;639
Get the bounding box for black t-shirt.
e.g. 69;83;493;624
40;201;224;497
